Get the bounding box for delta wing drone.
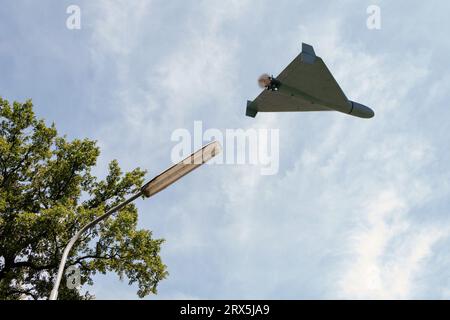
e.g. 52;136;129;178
246;43;374;119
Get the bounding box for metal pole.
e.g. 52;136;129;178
49;191;142;300
49;141;221;300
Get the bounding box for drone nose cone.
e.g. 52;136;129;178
349;100;375;119
366;107;375;118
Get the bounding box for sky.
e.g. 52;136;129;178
1;0;450;299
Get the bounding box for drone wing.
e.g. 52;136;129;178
246;43;351;117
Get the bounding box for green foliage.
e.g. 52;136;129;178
0;97;168;299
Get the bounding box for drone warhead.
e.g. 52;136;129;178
258;73;281;91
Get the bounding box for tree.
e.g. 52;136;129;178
0;97;168;299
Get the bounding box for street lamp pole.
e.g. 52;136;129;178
49;141;221;300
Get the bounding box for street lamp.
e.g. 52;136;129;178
49;141;221;300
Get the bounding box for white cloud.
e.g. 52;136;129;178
89;0;151;56
79;1;450;299
337;189;446;299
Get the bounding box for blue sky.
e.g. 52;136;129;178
1;0;450;299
